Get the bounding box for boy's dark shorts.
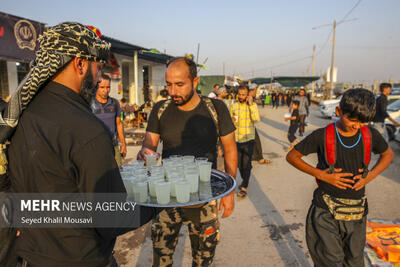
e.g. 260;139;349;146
306;203;366;267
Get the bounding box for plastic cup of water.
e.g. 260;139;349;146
122;178;134;195
130;160;145;168
155;181;171;205
168;175;181;197
184;170;199;193
134;167;148;176
133;181;148;203
182;155;195;164
198;162;212;182
146;154;158;169
148;174;164;197
175;180;191;203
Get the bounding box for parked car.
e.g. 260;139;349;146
386;99;400;140
319;96;342;118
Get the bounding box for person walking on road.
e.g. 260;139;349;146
287;89;394;266
371;82;400;142
285;100;300;152
91;74;127;167
293;89;309;136
230;85;260;198
137;56;237;267
248;87;271;164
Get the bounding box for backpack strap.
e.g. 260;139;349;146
324;123;336;174
111;98;118;112
201;96;220;137
360;126;372;178
157;99;172;120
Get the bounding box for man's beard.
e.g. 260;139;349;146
79;63;97;104
238;97;246;103
171;88;194;106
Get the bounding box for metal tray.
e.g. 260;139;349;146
133;169;236;208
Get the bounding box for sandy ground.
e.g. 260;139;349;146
114;104;400;267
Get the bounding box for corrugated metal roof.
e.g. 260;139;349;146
103;36;174;64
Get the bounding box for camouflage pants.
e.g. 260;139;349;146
151;201;220;267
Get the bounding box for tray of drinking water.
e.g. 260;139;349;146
120;157;236;208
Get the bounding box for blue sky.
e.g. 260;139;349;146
2;0;400;83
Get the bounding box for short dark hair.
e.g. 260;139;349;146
213;84;220;89
120;98;127;103
167;56;197;80
101;73;111;82
238;85;249;92
380;83;392;93
339;88;376;123
292;100;300;106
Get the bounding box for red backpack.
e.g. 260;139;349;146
316;123;372;185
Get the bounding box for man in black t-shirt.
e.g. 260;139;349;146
372;83;400;142
137;57;237;267
287;89;394;266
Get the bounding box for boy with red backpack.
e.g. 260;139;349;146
286;88;394;266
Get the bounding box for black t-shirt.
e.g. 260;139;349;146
290;109;299;126
294;126;388;209
9;82;155;267
373;94;389;122
146;98;235;166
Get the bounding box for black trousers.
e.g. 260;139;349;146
252;129;263;161
306;204;366;267
237;140;255;189
299;114;306;135
287;125;298;143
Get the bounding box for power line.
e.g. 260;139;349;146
340;0;362;22
315;0;362;56
239;56;312;76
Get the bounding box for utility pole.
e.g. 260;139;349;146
223;62;225;76
329;20;337;99
313;18;357;99
312;45;316;96
270;71;273;92
196;43;200;66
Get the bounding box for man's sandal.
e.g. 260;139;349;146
237;188;247;198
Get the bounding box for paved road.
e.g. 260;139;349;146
114;104;400;267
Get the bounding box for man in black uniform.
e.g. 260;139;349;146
372;83;400;142
138;56;237;267
6;22;156;267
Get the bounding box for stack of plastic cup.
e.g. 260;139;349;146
155;181;171;205
133;180;148;202
175;180;191;203
198;161;212;182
